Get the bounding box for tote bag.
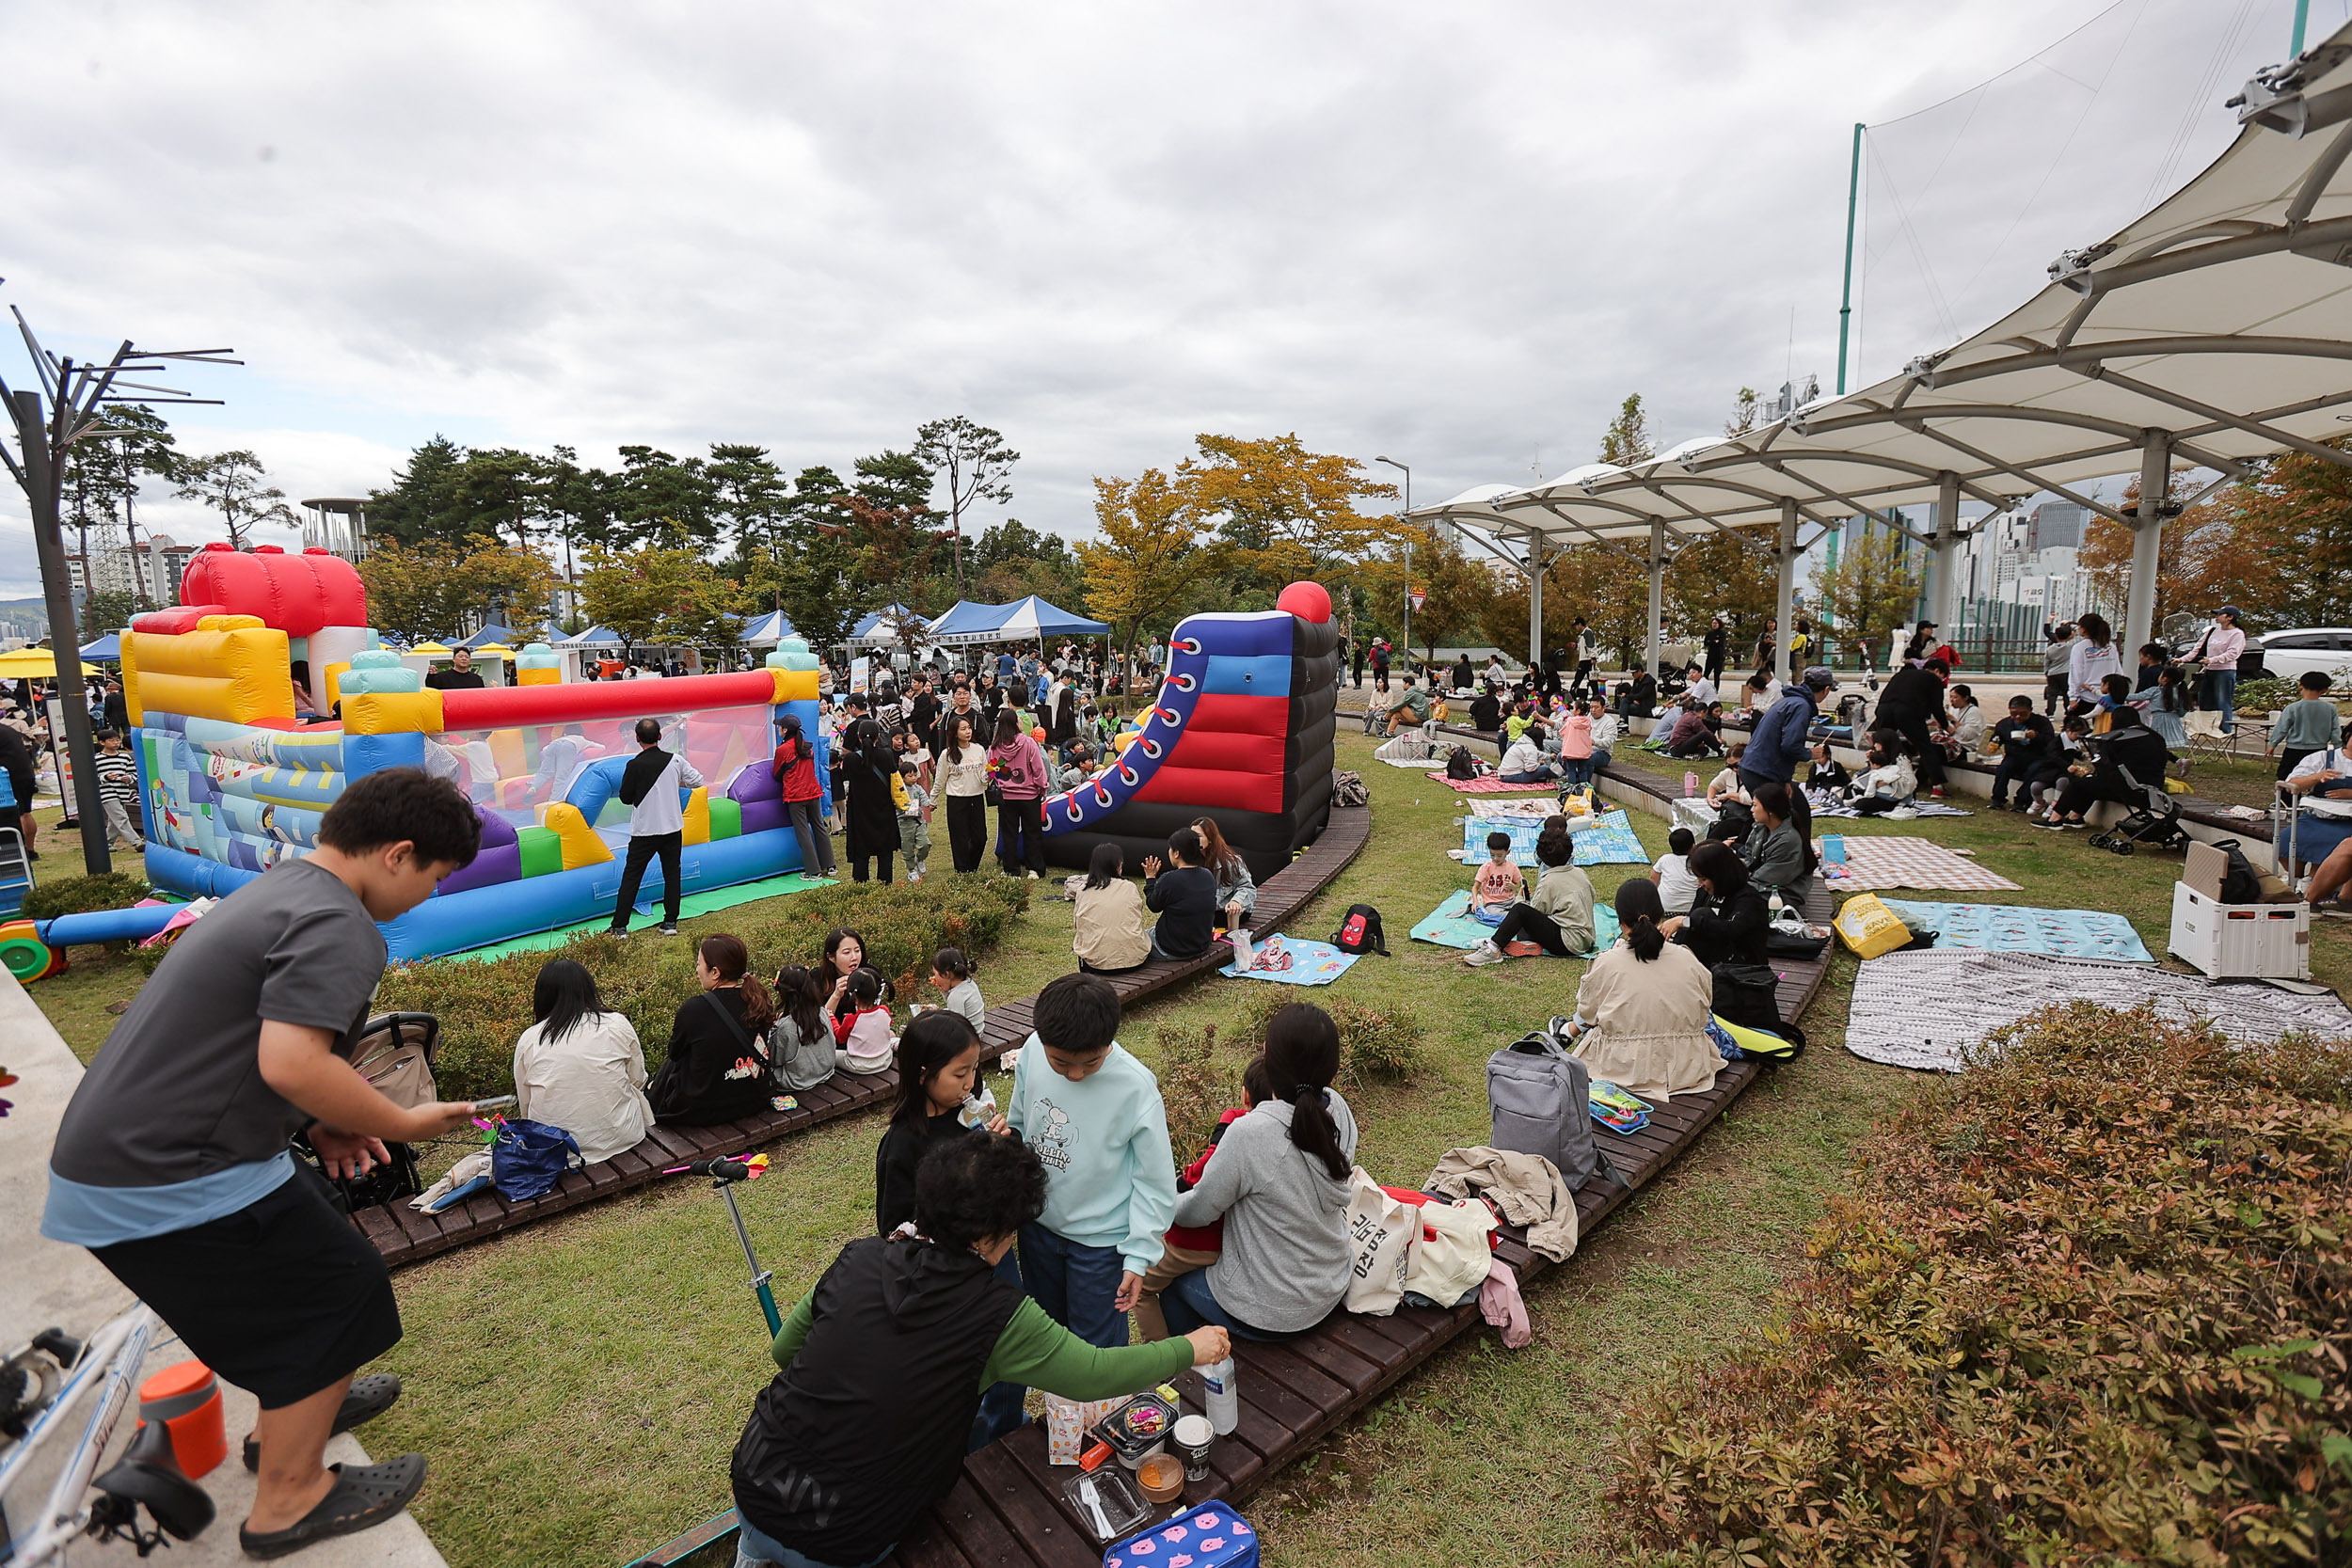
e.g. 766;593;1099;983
1341;1167;1416;1316
1402;1197;1496;1307
491;1118;585;1202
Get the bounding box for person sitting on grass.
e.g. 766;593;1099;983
1135;1056;1275;1342
1651;825;1700;915
1663;700;1724;759
512;958;654;1164
650;935;786;1125
2269;671;2341;780
1072;844;1152;974
1498;721;1557;784
1142;827;1220;961
873;1010;987;1237
728;1134;1229;1568
1150;1004;1358;1343
1556;878;1718;1101
766;963;838;1095
1805;737;1851;794
1661;839;1769;968
1705;742;1749;807
1469;829;1527;918
1848;732;1917;815
1740;782;1811;900
1464;816;1595;965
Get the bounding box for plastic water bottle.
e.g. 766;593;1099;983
1769;889;1785;924
1683;770;1699;798
1200;1356;1238;1435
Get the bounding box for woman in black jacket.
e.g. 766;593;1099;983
840;717;901;883
651;934;783;1125
1663;840;1770;968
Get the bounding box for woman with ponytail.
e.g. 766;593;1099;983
1152;1004;1358;1343
1560;879;1717;1101
650;933;786;1125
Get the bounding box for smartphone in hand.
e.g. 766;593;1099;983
472;1094;519;1112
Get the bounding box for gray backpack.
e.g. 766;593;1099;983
1486;1028;1624;1191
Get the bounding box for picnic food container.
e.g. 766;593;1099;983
1173;1412;1215;1481
1063;1451;1151;1544
1136;1452;1185;1502
1104;1500;1262;1568
1090;1390;1180;1469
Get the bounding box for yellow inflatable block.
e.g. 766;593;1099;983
516;666;560;686
770;667;819;703
195;613;265;632
487;727;527;780
1833;893;1912;959
324;662;351;710
342;690;444;736
682;784;710;847
119;627;143;726
544;802;613;869
132;626;294;724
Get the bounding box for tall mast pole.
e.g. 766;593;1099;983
1836;121;1864;395
2293;0;2311;56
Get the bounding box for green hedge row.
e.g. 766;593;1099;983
378;877;1031;1101
1609;1002;2352;1564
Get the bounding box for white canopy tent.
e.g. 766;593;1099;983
1420;26;2352;677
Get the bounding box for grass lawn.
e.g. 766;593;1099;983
24;731;2352;1567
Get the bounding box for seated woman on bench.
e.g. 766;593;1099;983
2039;684;2171;832
2277;731;2352;904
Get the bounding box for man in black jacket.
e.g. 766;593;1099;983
1986;696;2058;810
1872;656;1952;797
423;647;485;690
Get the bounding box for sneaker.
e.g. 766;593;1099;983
657;922;679;936
1462;940;1507;966
1502;940;1546;958
2037;816;2073;831
1930;786;1947;799
607;927;630;939
1025;869;1040;879
1888;806;1919;819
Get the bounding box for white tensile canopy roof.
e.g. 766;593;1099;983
1419;24;2352;662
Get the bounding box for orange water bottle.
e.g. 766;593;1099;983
137;1361;227;1479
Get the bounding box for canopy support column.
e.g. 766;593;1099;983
1929;469;1962;632
1645;523;1664;678
2126;431;2169;656
1527;531;1546;672
1774;499;1798;679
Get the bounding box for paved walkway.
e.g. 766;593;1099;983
0;969;447;1567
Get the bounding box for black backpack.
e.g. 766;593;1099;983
1332;904;1389;955
1445;746;1479;781
2211;838;2265;904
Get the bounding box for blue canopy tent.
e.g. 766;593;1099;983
848;605;927;647
77;633;120;662
739;610;796;647
457;623;518;650
554;625;626;650
991;595;1107;641
926;599;1014;644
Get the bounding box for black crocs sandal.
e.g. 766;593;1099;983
238;1452;426;1560
243;1374;403;1471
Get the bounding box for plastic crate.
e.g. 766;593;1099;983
2168;882;2310;980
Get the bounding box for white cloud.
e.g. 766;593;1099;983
0;0;2310;593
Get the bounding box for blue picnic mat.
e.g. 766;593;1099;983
1216;935;1360;986
1408;894;1621;955
1462;807;1650;868
1876;899;2154;963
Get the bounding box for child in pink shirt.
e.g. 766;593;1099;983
1470;831;1526;912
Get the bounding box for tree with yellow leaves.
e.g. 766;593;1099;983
1076;468;1221;676
1176;434;1401;603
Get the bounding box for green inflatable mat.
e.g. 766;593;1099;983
435;869;833;964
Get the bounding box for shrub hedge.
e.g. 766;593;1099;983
1608;1001;2352;1565
378;877;1030;1101
1154;990;1426;1168
22;871;151;926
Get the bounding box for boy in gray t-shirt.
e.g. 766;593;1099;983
43;768;484;1558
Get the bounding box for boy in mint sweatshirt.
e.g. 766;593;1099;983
1005;972;1177;1350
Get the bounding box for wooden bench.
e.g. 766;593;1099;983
356;808;1375;1270
627;881;1837;1568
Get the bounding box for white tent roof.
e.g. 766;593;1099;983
1422;25;2352;551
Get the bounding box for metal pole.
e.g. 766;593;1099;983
1527;531;1545;673
1837;121;1864;395
718;1180;783;1337
1931;470;1962;631
1775;499;1799;677
2294;0;2311;56
15;390;109;874
2125;432;2169;657
1645;522;1664;679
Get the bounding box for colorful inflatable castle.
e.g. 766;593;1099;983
1042;580;1341;882
115;544;826;960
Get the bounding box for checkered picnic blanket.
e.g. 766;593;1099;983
1427;770;1545;794
1461;807;1649;867
1820;835;2021;893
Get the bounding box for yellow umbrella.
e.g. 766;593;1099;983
408;641;453;656
0;648;58;678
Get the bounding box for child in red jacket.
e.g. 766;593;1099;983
1132;1057;1273;1340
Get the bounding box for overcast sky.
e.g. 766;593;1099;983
0;0;2324;599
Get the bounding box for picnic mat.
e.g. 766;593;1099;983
1409;893;1621;955
1373;735;1438;768
1459;808;1649;867
1216;935;1359;986
1427;770;1551;794
1820;836;2022;893
1877;899;2154;963
1807;794;1975;819
1846;949;2352;1071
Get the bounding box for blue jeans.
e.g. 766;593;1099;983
1017;1223;1129;1349
2209;669;2239;733
1589;746;1612;774
1558;756;1594;789
1499;768;1555;785
733;1516;891;1568
1157;1265;1308;1343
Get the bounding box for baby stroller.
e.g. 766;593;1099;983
2086;754;2188;857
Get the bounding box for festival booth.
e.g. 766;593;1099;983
739;610;796;649
108;544;827;961
1041;581;1338;882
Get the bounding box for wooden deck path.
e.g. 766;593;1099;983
627;874;1838;1568
355;805;1375;1270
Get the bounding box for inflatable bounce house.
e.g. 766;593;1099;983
80;543;826;962
1041;580;1340;882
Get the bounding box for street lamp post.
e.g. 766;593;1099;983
1375;456;1413;672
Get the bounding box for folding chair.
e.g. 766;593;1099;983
2179;709;2235;775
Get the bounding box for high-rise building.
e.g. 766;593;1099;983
2027;501;2086;553
65;535;201;610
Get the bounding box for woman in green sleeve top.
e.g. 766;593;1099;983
729;1132;1228;1568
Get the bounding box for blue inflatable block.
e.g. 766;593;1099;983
145;843;261;901
38;904;182;947
1199;654;1292;698
343;730;425;779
